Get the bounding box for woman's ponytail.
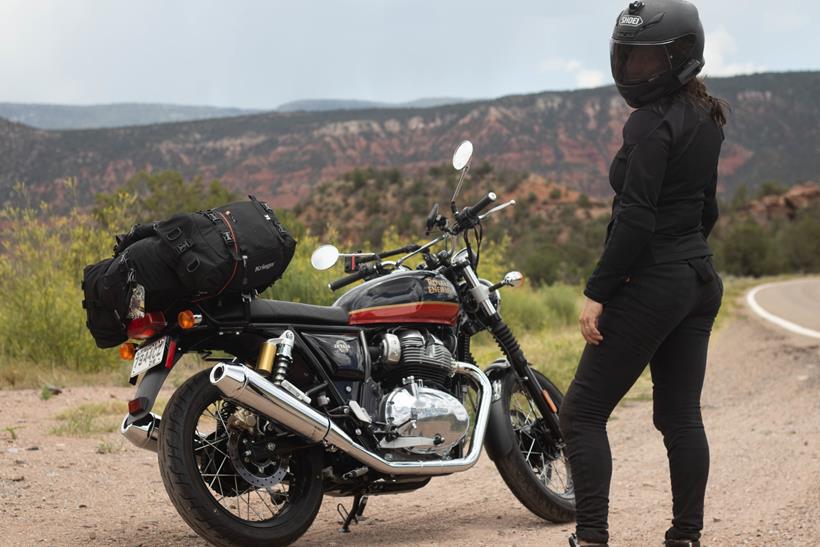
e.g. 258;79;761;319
682;77;730;127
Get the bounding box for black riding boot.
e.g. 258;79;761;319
568;533;609;547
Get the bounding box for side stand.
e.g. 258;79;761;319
338;494;369;533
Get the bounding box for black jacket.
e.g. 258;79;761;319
584;94;725;303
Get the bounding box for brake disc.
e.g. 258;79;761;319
226;431;288;490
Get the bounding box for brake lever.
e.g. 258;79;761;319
478;200;516;220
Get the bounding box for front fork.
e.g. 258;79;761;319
457;260;562;438
486;318;563;439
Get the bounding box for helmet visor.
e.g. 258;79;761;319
610;42;671;84
610;34;697;85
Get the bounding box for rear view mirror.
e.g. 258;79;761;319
310;245;339;270
452;140;473;171
503;271;525;288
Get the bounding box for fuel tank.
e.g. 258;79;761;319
334;270;460;326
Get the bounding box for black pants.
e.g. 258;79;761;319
559;257;723;544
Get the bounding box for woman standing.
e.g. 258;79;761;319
560;1;728;546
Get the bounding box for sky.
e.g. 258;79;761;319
0;0;815;109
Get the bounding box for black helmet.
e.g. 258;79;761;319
610;0;705;107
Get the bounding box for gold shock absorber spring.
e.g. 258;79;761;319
256;330;295;385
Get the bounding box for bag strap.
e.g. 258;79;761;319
191;211;240;303
114;222;158;257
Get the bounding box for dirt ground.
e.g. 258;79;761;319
2;290;819;546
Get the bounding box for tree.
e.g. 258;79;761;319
94;170;237;226
717;220;779;276
778;207;820;272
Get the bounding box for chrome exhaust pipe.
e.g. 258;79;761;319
210;362;491;476
120;413;161;453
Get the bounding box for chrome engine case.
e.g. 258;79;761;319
379;377;470;456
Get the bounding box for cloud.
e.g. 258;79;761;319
539;58;606;88
703;26;767;77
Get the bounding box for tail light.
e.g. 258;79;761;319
127;312;167;340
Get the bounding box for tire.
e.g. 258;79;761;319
491;368;575;523
157;369;324;547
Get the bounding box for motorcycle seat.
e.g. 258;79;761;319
203;298;349;325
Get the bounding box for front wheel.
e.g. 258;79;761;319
157;369;325;547
491;368;575;523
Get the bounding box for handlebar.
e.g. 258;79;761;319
355;244;420;264
453;191;497;233
464;192;497;219
327;190;512;290
329;264;375;291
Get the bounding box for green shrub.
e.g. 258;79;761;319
777;208;820;272
716;220;781;276
498;284;579;334
0;200;129;372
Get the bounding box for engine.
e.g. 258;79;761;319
370;329;470;457
376;330;455;390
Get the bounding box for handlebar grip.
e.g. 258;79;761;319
329;268;369;291
465;192;497;218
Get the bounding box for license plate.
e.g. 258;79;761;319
131;336;169;378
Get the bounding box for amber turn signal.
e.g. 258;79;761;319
119;342;136;360
178;309;196;329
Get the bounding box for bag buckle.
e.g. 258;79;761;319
204;211;221;224
176;240;192;255
165;226;183;241
221;231;234;244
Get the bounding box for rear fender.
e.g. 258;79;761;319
123;343;180;426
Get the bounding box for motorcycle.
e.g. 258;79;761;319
119;140;575;546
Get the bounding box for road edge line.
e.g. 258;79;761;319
746;282;820;339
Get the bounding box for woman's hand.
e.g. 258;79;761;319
579;297;604;345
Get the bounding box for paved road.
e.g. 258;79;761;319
748;277;820;335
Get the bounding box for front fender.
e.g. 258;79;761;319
482;359;515;461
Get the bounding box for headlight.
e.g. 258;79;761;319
453;248;470;265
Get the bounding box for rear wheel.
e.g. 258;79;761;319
158;369;324;547
491;368;575;523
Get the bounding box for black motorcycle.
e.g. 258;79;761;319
119;140;575;546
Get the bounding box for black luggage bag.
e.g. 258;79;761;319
82;196;296;348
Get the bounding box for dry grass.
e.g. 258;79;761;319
0;356;132;390
50;401;128;437
50;398;167;438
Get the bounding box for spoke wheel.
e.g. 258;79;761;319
193;398;296;523
509;380;574;501
488;367;575;523
158;369;324;547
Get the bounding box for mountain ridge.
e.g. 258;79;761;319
1;71;818;209
0;102;262;130
0;96;475;129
